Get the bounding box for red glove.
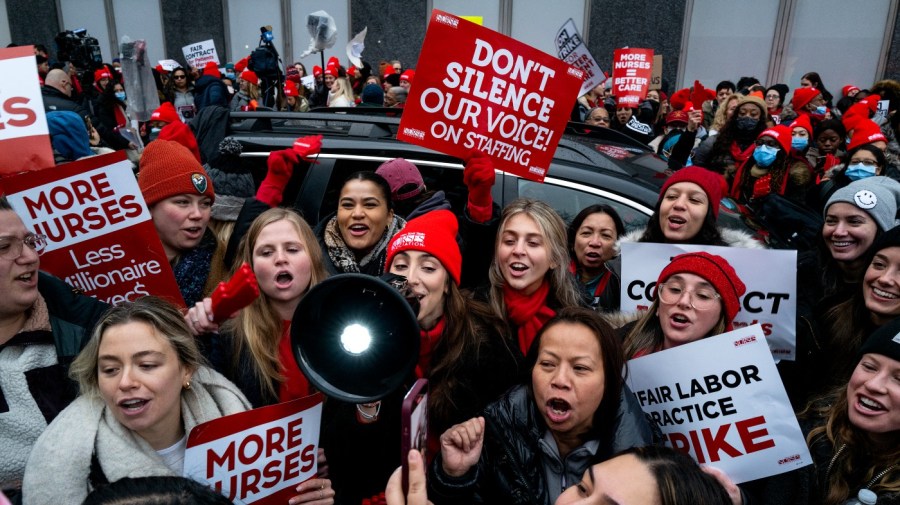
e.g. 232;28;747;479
293;134;323;163
210;263;260;322
464;150;495;223
752;174;772;199
256;148;300;206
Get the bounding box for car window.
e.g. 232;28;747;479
518;179;650;232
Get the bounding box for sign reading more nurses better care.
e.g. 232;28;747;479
620;242;798;360
0;45;54;175
398;10;583;182
612;48;653;106
184;394;324;505
182;39;220;68
0;151;184;306
627;325;812;484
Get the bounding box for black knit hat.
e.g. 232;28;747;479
859;317;900;362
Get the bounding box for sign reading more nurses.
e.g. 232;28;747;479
0;45;54;175
620;242;798;360
0;151;184;306
184;394;324;505
612;48;653;107
627;325;812;483
398;10;583;182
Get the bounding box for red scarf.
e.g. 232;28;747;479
729;141;756;166
417;317;446;378
278;320;311;402
504;281;556;355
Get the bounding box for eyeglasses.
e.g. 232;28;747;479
173;75;187;80
0;233;47;260
849;158;878;167
657;282;720;310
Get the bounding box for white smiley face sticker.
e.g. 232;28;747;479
854;190;878;209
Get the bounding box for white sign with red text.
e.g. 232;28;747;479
184;394;324;505
620;242;797;360
555;19;605;97
627;325;812;483
182;39;219;68
0;45;54;175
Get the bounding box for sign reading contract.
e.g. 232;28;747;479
184;394;324;505
620;242;798;360
398;10;583;182
0;151;184;306
0;46;54;175
183;39;219;68
627;325;812;483
555;19;606;97
612;48;653;107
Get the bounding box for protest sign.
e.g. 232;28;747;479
398;10;583;182
650;55;663;91
626;325;812;483
182;39;219;68
612;48;653;107
555;18;605;97
0;151;184;306
0;46;54;176
158;59;181;71
620;242;798;360
184;394;324;505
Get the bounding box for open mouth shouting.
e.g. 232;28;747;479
347;223;370;237
546;398;573;424
274;270;294;289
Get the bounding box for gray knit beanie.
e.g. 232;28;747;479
824;176;900;232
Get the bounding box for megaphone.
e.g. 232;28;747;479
290;273;420;403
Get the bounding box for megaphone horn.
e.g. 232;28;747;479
290;273;420;403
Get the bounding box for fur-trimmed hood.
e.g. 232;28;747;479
614;224;764;256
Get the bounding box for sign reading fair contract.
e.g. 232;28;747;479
0;151;183;305
183;39;219;68
0;46;54;175
627;325;812;483
612;48;653;106
556;19;605;97
620;242;798;360
184;394;324;504
398;10;583;182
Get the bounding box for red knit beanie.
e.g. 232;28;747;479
842;85;860;97
138;140;215;207
203;61;220;77
324;66;338;78
150;102;180;124
284;81;299;97
313;65;323;78
848;120;889;150
859;94;882;114
386;210;462;285
791;87;821;110
659;166;727;218
94;68;112;82
235;56;249;73
757;124;792;153
157;122;201;163
790;114;813;137
657;252;747;329
241;70;258;86
400;69;415;83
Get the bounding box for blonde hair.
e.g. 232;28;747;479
222;208;328;398
488;199;581;322
70;296;204;397
331;77;355;103
711;94;741;132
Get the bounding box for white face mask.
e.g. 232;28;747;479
227;85;234;95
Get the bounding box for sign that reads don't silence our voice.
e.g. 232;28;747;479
0;45;54;175
398;10;584;182
0;151;183;306
612;48;653;107
184;394;324;505
627;325;812;483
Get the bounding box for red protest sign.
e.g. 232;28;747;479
398;10;583;182
184;394;324;505
0;46;54;176
612;48;654;107
0;151;184;306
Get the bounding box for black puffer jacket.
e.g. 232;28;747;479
428;384;655;504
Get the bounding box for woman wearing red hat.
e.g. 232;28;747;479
281;80;309;112
729;124;813;205
623;252;747;358
692;94;769;176
230;70;259;111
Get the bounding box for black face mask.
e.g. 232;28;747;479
735;117;758;131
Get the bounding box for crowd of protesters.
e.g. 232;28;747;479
1;38;899;505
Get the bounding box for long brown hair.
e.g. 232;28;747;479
222;208;328;398
805;385;900;504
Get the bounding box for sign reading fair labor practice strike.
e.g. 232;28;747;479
555;19;605;97
0;151;183;306
398;10;584;182
184;394;324;505
620;242;798;360
612;48;653;107
627;325;812;483
0;45;54;175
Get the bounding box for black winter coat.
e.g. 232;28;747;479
193;76;230;111
427;384;655;504
41;86;91;120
